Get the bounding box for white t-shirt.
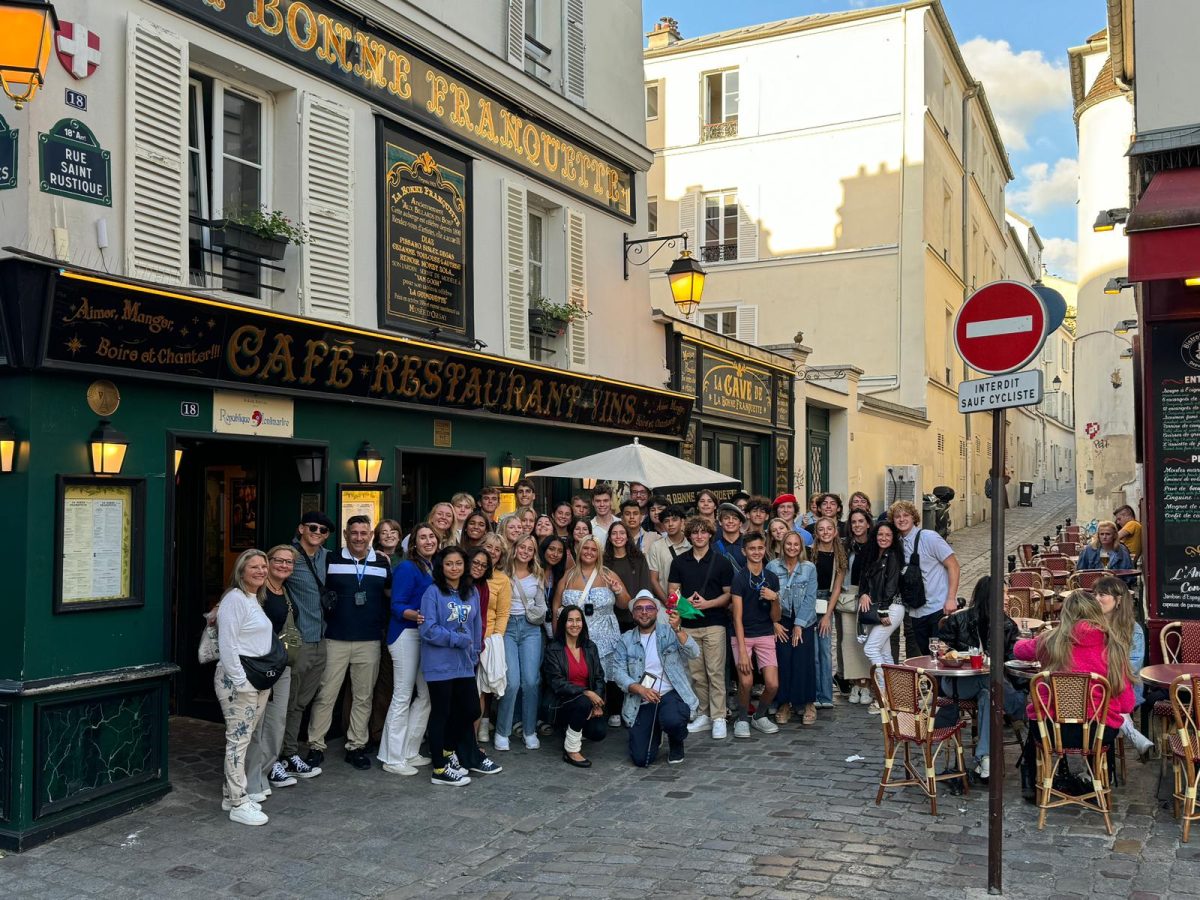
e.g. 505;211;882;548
901;526;956;617
509;573;540;616
640;630;674;695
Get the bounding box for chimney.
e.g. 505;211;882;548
646;17;681;50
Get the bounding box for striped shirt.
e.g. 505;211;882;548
324;547;392;642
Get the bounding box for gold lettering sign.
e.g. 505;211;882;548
156;0;633;218
699;349;775;425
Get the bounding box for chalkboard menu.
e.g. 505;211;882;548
378;121;471;338
1151;321;1200;618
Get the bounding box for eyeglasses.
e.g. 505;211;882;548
305;524;330;534
633;605;658;614
268;557;295;565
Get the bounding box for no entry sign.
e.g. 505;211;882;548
954;281;1048;375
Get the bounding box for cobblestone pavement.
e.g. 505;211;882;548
2;487;1193;899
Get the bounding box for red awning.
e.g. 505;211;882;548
1127;168;1200;281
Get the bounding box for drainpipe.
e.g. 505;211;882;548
961;82;980;524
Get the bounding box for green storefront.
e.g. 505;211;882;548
0;259;691;849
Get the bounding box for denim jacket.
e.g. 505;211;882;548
766;559;818;628
1131;621;1146;706
613;622;700;726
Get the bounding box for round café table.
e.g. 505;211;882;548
1140;663;1200;688
901;654;989;678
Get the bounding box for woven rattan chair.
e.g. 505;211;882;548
871;664;969;815
1017;543;1039;567
1029;671;1115;834
1007;570;1046;591
1040;555;1074;589
1003;589;1038;621
1156;623;1200;758
1169;674;1200;841
1053;541;1081;556
1067;570;1104;592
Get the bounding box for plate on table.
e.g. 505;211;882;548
1005;659;1041;672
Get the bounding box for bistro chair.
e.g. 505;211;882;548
1053;541;1081;556
1064;526;1083;542
1154;622;1200;766
1017;543;1039;567
870;664;969;815
1003;589;1038;621
1067;571;1104;592
1169;674;1200;842
1007;570;1046;591
1040;555;1074;589
1029;671;1115;835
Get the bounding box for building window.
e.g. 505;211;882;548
702;68;738;141
525;0;540;40
941;184;952;261
701;307;738;337
188;73;271;299
647;197;658;235
702;190;738;262
645;82;659;120
1061;338;1070;371
522;0;551;82
527;208;547;301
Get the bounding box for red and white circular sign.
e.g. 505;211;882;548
954;281;1048;376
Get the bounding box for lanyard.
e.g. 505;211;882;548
354;554;367;587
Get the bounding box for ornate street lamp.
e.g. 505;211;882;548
623;232;707;318
355;441;383;484
295;449;324;484
89;419;128;476
0;416;15;472
0;1;58;109
500;452;522;488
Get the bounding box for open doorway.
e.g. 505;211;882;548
397;448;486;531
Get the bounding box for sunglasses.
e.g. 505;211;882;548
633;605;658;614
305;524;330;534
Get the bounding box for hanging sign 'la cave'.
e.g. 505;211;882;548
39;118;111;206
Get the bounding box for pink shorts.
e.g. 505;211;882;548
730;634;778;669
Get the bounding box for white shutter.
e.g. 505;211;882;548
678;191;698;244
501;180;529;358
125;17;188;283
564;0;586;105
565;207;588;369
737;192;758;262
300;93;354;322
736;305;758;344
506;0;525;68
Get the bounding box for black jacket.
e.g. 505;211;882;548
541;638;606;717
938;605;1019;661
857;552;902;613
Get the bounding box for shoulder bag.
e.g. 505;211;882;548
280;585;303;668
240;635;288;690
198;605;220;664
300;547;338;613
899;530;928;610
836;548;860;613
514;573;548;626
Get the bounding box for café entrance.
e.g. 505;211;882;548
397;448;486;531
170;435;328;721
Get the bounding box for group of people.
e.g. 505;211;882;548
206;476;1148;826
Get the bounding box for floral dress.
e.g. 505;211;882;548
560;582;620;680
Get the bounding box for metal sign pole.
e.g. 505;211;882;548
987;408;1007;894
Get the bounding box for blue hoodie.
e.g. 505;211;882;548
389;558;433;644
418;583;481;682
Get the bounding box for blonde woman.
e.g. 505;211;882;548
1077;521;1133;572
498;514;526;550
811;517;846;709
1093;575;1153;760
450;492;476;543
402;502;456;552
766;517;791;561
494;534;547;751
214;549;274;826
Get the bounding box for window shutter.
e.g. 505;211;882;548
737;195;758;262
501;180;529;358
125;17;188;284
736;305;758;345
506;0;525;68
565;207;588;369
564;0;586;105
300;93;354;322
678;191;698;243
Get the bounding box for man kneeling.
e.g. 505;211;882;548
613;594;700;766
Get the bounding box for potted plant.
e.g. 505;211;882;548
215;207;310;261
528;296;590;337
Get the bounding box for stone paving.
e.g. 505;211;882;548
2;487;1195;899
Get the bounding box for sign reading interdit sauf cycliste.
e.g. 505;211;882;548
954;280;1048;407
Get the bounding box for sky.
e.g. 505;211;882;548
642;0;1103;280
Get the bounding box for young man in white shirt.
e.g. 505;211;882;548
590;484;616;545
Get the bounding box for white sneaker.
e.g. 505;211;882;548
976;756;991;779
477;718;491;743
733;720;751;739
686;714;712;734
221;797;261;812
493;735;510;751
247;791;268;803
229;803;269;826
608;714;622;728
752;716;780;735
868;702;881;715
859;688;875;704
406;755;433;767
524;734;541;750
849;686;861;703
382;762;418;776
712;718;728;740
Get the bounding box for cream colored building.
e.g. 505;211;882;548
644;0;1043;527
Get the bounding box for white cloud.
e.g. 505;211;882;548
1041;236;1078;281
1010;157;1078;216
961;38;1071;151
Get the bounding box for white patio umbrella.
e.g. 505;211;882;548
523;437;740;490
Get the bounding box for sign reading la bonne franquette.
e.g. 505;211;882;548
150;0;634;219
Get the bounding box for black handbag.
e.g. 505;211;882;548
858;607;882;627
239;636;288;690
899;531;927;610
299;547;338;613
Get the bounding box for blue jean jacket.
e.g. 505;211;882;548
1131;621;1146;707
613;622;700;726
767;559;819;627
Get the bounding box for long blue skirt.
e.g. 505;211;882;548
777;616;817;707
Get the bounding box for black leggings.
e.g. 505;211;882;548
427;677;480;768
551;694;609;741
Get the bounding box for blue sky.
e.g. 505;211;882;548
642;0;1103;279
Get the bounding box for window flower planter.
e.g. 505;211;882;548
213;221;290;261
529;308;567;337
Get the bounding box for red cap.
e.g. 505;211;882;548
772;493;798;507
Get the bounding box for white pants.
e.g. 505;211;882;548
377;629;431;765
864;603;905;691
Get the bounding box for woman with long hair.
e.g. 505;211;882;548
767;531;818;725
554;536;626;708
603;521;651;635
551;501;575;539
1077;521;1134;572
460;510;491;552
569;517;593;560
495;535;547;751
419;546;500;785
538;535;569;637
373;519;403;565
378;524;437;776
1093;575;1153;760
838;510;873;705
694;489;718;525
517;506;538;536
427;502;456;547
214;549;274;825
541;606;608;767
766;517;792;562
450;492;476;544
859;521;904;712
811;517;845;709
498;514;526;550
473;539;511;743
533;514;556;542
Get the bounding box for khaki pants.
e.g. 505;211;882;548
306;639;381;752
685;625;728;720
281;640;326;758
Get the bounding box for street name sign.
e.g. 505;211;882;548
957;370;1043;413
954;280;1048;375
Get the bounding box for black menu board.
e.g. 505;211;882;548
1152;322;1200;617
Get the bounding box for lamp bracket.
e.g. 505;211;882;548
623;232;689;280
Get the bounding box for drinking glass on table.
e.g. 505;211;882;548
928;638;940;667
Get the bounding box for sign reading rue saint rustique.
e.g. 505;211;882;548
150;0;634;219
43;273;692;438
38;118;111;205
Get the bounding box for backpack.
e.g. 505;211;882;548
984;478;993;500
899;530;927;610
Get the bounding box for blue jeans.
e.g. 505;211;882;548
628;690;690;767
936;674;1027;763
814;628;833;704
497;615;543;739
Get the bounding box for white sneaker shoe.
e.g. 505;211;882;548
247;791;268;803
382;762;418;776
733;720;751;739
493;735;510;751
477;718;491;743
711;718;728;740
229;803;269;826
859;688;875;704
524;734;540;750
752;715;780;734
406;755;433;767
221;797;261;812
976;755;991;780
686;714;712;734
849;686;861;703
